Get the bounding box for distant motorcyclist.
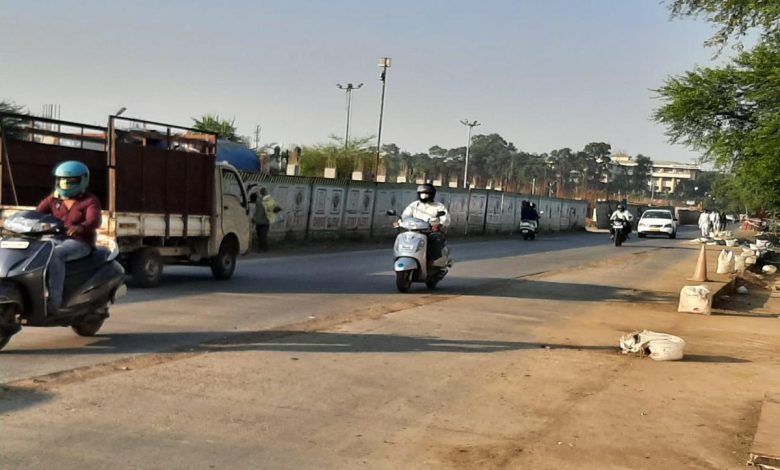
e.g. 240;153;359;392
521;201;539;223
36;161;102;312
609;204;633;239
401;184;450;263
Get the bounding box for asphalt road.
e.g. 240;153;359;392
0;227;698;383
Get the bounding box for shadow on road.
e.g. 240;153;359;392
2;330;749;366
0;386;54;414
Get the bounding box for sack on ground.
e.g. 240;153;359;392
717;250;734;274
619;330;686;361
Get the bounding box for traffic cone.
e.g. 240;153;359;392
690;244;709;282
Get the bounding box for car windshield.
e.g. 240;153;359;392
642;211;672;219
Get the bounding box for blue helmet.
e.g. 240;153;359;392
54;161;90;198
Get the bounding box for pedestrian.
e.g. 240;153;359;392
698;208;712;237
720;211;727;231
250;187;281;252
709;210;721;235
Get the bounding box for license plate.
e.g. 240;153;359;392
649;228;661;232
0;240;30;249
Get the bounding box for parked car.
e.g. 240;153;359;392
637;209;677;239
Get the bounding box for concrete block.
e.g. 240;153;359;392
749;393;780;469
286;164;300;176
351;171;364;181
678;285;713;315
323;168;337;179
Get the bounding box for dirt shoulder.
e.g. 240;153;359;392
2;246;779;469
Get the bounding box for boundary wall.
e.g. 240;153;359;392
241;173;588;241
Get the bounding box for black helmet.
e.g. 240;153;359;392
617;204;625;211
417;183;436;202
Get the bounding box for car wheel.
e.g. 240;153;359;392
669;231;677;239
638;233;646;238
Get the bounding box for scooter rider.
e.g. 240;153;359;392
36;161;102;313
401;184;450;264
609;204;634;239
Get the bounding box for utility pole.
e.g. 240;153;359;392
460;119;480;189
254;124;261;150
336;83;363;150
374;57;391;181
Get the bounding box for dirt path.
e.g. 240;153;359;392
1;247;779;469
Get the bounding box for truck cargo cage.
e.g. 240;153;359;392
0;112;108;207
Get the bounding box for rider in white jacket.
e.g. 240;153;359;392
609;204;634;239
401;184;450;261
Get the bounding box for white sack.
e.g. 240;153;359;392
717;250;735;274
619;330;686;361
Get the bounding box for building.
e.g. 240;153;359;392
610;155;700;195
649;161;701;194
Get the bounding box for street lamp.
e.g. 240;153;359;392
336;83;363;150
115;107;127;117
374;57;391;181
460;119;480;189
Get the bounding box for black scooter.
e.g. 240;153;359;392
0;211;126;351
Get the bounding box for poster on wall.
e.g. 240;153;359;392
468;193;487;225
267;184;310;232
344;188;374;230
310;186;344;230
486;193;504;226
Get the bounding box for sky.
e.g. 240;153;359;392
0;0;719;163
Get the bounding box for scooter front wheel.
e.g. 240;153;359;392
0;305;21;352
396;271;413;293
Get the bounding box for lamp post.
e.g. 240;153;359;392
460;119;480;189
336;83;363;150
374;57;391;181
115;107;127;117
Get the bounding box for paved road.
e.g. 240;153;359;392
0;228;698;383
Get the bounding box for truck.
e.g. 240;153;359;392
0;113;253;287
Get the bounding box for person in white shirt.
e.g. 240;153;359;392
709;210;721;234
609;204;634;239
401;184;450;262
698;209;712;237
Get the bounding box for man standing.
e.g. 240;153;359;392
698;209;712;237
250;187;281;252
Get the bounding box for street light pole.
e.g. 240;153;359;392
460;119;480;189
336;83;363;150
374;57;391;181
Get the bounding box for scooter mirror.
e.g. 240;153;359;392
436;211;446;217
386;210;397;216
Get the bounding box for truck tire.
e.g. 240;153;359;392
131;248;164;288
211;239;238;281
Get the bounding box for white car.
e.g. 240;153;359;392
637;209;678;239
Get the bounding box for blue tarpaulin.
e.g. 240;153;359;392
216;139;260;172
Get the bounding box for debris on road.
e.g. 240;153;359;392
763;265;778;275
717;250;735;274
737;286;749;295
619;330;686;361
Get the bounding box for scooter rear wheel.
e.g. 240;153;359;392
396;271;413;293
71;318;105;337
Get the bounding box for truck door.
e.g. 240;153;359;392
219;168;252;253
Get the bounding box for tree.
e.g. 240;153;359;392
656;1;780;212
192;114;243;143
0;100;27;137
632;154;653;195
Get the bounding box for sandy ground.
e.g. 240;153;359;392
1;247;779;470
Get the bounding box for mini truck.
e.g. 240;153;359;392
0;113;253;287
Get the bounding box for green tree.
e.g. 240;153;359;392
0;100;27;137
192;114;243;143
656;1;780;212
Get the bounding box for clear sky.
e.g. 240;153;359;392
0;0;718;162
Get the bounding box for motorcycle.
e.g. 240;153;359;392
0;211;127;351
611;219;629;247
387;210;452;293
518;220;538;240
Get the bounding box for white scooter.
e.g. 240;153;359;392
387;210;452;293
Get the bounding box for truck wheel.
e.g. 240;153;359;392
131;248;163;288
211;239;238;281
